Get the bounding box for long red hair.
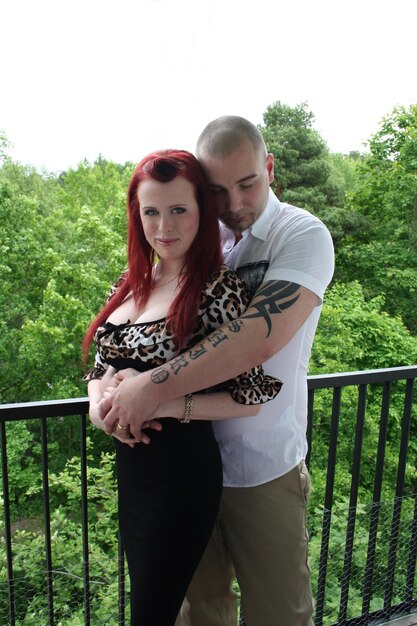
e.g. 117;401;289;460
83;149;222;360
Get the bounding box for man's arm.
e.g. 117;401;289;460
102;280;319;437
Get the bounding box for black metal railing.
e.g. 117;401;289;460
306;366;417;626
1;366;416;626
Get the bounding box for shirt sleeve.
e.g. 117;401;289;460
82;270;127;382
82;358;108;382
265;214;334;302
200;265;282;405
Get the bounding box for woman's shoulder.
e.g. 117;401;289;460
206;264;243;289
201;264;248;307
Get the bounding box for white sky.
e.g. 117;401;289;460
1;0;416;173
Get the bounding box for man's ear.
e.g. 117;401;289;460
266;153;275;184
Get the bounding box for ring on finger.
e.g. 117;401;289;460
116;422;129;431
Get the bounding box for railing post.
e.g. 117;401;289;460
338;384;367;624
362;380;392;616
40;416;55;626
0;420;16;626
384;378;415;614
314;385;342;626
80;413;90;625
306;387;315;469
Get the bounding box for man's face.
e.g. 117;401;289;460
199;140;274;237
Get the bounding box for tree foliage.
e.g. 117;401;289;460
259;101;345;213
336;104;417;331
0;158;132;404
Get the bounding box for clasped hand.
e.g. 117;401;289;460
93;368;162;445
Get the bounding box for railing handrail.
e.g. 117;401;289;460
1;366;416;419
0;397;89;419
307;365;417;389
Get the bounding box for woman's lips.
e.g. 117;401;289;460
156;238;179;245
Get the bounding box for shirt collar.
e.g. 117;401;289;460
250;188;280;241
219;188;280;247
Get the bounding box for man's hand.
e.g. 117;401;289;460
101;369;161;440
111;418;162;447
98;368;139;424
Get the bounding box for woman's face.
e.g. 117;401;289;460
138;175;200;265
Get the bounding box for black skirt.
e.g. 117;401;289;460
115;418;222;626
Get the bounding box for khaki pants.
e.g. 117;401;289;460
177;461;314;626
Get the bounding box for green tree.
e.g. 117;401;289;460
0;156;131;479
0;157;132;404
259;101;344;213
317;153;368;251
336;104;417;331
0;161;61;402
312;280;417;373
355;104;417;241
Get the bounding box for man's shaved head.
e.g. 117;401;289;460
196;115;267;160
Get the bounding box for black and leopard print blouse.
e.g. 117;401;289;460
84;265;282;405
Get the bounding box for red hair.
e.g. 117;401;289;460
83;149;222;360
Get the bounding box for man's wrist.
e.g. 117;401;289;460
146;366;179;403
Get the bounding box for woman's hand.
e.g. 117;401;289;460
99;383;163;445
89;401;108;432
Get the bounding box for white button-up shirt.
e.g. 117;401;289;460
214;189;334;487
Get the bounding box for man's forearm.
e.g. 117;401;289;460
142;316;258;402
142;281;316;402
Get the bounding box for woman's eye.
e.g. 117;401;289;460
143;209;158;216
240;183;253;190
172;207;186;214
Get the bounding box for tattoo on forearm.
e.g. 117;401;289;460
169;354;189;375
150;331;235;384
150;327;238;384
241;281;300;337
151;367;169;384
208;328;228;348
150;282;300;385
227;319;244;333
189;343;207;360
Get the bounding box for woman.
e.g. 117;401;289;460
83;150;281;625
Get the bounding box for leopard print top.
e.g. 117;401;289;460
84;265;282;405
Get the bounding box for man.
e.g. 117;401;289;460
102;116;334;625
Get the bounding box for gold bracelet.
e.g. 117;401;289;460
180;393;193;423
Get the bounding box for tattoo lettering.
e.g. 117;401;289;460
226;319;244;333
151;367;169;384
242;281;301;337
207;328;228;348
150;282;299;385
188;343;208;360
169;354;189;375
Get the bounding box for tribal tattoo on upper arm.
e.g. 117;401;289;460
241;280;301;337
149;281;301;385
